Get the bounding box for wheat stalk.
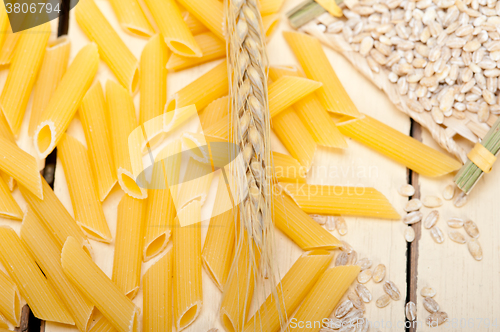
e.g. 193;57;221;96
226;0;273;275
224;0;285;328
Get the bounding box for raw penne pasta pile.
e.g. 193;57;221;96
0;0;466;331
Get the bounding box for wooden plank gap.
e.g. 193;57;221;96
406;120;423;332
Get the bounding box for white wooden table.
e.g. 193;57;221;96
0;0;498;331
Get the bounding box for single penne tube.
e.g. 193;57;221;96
259;0;285;15
106;80;147;199
182;10;208;35
243;250;334;332
0;23;50;135
19;176;92;255
0;113;15;191
112;195;146;299
0;227;74;325
289;265;360;332
108;0;154;38
76;0;139;94
144;0;202;57
0;270;21;326
143;140;180;262
272;151;306;183
34;43;99;159
62;237;140;332
173;200;203;330
177;0;224;40
262;14;280;39
0;4;8;50
269;65;347;149
273;109;317;171
29;36;71;137
283;31;361;118
202;176;235;291
199;96;228;130
0;28;20;65
273;188;341;250
337;115;463;177
166;60;228;112
204;115;229;140
21;211;94;332
80;82;117;202
0;175;22;220
175;158;213;210
167;32;225;71
143;250;173;332
0;316;8;329
220;233;256;332
89;318;117;332
268;76;322;117
0;136;43;199
58;134;112;243
140;34;168;126
281;183;401;219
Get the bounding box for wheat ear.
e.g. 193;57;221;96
223;0;284;329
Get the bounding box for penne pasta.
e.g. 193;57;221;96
0;28;20;66
176;0;224;40
202;176;235;291
58;134;112;243
19;176;92;255
272;152;306;183
289;265;360;332
262;14;280;39
144;0;202;57
80;82;118;202
199;96;229;130
34;43;99;159
0;4;9;52
0;316;7;329
29;36;71;137
273;188;342;250
112;195;146;299
89;318;117;332
143;250;173;332
0;23;50;135
281;183;401;219
268;76;323;117
0;175;22;220
244;250;334;332
220;233;256;332
143;141;180;262
270;65;347;148
173;200;203;330
76;0;139;94
0;270;20;326
108;0;154;38
337;115;463;177
0;113;15;191
273;109;317;171
0;227;74;325
166;60;228;112
0;136;43;199
140;34;169;126
106;80;147;199
61;237;140;332
21;211;94;332
283;31;361;118
182;10;208;35
259;0;285;15
204;115;229;140
176;158;213;211
167;32;225;71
